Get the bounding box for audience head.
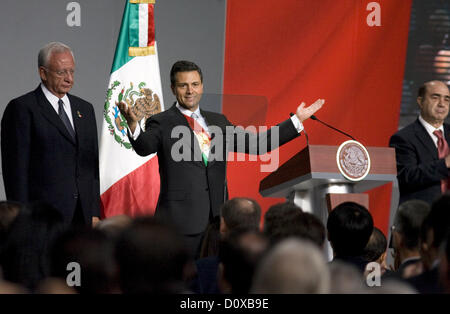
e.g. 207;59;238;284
251;238;330;294
0;201;66;291
115;216;190;293
419;195;450;270
363;227;387;264
198;217;221;258
392;200;430;263
439;231;450;293
50;227;118;294
218;228;269;294
266;209;325;248
327;202;374;257
263;202;302;239
220;197;261;236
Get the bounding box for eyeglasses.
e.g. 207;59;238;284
43;67;75;77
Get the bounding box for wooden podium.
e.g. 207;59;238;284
259;145;399;258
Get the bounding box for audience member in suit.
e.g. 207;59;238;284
1;42;100;227
388;200;430;279
218;228;269;294
251;238;330;294
118;60;324;258
114;217;192;294
327;202;374;273
0;201;66;291
389;80;450;205
408;195;450;293
192;197;262;294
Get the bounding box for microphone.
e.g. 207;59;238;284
310;115;356;141
290;112;309;146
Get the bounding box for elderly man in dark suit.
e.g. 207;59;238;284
119;60;324;257
1;42;100;226
389;80;450;205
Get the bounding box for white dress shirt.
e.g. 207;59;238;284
40;83;74;128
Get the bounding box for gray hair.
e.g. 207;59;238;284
38;42;74;68
251;238;330;294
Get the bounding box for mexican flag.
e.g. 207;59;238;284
99;0;164;218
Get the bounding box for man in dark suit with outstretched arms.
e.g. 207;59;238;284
389;80;450;205
119;60;324;257
1;42;100;227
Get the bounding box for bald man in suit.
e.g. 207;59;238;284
389;80;450;205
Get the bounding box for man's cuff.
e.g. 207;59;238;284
290;115;304;133
129;124;141;140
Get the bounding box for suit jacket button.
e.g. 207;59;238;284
73;193;78;199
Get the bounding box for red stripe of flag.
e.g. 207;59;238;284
148;4;155;46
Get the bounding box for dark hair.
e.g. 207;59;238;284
421;194;450;248
50;227;117;293
0;201;66;291
198;217;221;258
218;228;268;293
170;60;203;86
327;202;374;256
362;227;387;262
266;210;325;248
220;197;261;231
263;202;302;236
417;84;426;98
115;217;190;293
393;200;430;250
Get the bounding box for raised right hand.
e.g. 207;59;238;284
117;101;138;133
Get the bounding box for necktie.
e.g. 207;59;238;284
186;112;210;166
58;99;76;139
433;129;449;192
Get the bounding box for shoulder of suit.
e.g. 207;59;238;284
9;90;36;104
5;90;38;112
391;119;420;138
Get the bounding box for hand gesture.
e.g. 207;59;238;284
117;101;138;133
295;99;325;122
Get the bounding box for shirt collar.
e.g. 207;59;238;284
418;115;444;137
40;83;70;107
175;102;201;118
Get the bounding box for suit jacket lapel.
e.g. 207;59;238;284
414;119;438;159
34;86;76;145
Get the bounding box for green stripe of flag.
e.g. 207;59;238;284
129;2;140;48
111;1;142;73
